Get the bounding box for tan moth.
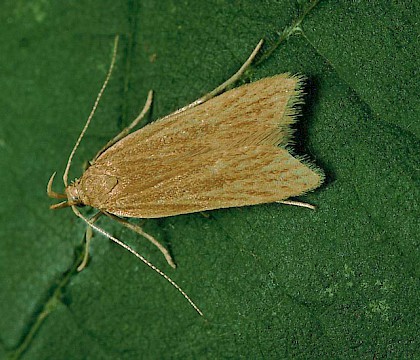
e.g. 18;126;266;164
48;36;323;316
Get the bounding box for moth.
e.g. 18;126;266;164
48;37;323;315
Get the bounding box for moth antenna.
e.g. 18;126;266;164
71;206;204;317
103;211;176;269
63;35;119;187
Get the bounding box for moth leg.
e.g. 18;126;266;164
92;90;154;162
103;212;176;269
199;211;210;218
278;200;316;210
163;39;264;118
92;40;262;159
77;211;103;271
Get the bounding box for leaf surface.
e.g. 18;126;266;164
0;1;418;359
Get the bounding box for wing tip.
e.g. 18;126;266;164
274;72;306;147
295;154;325;193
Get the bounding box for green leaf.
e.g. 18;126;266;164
1;0;418;359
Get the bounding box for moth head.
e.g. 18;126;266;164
65;181;84;206
47;172;84;209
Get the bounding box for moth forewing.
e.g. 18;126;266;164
75;74;322;218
